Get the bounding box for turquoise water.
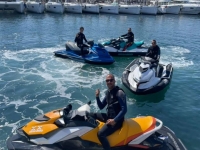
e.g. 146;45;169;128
0;13;200;150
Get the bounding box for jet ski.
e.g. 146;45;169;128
7;101;187;150
122;56;173;95
54;40;115;65
101;37;148;56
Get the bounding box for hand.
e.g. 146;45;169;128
106;119;116;126
96;89;100;97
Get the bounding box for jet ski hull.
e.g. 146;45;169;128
6;103;186;150
54;49;114;65
106;49;148;57
156;125;187;150
122;58;173;95
7;125;186;150
103;40;148;57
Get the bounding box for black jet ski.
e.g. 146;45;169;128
54;40;115;65
122;56;173;95
7;101;186;150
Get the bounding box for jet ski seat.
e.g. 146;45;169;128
65;42;89;54
81;116;156;147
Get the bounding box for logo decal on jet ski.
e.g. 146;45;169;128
29;126;43;133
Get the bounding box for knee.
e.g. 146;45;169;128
97;129;106;138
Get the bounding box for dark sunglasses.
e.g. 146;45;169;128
106;79;114;82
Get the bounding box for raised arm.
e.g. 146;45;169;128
96;96;107;110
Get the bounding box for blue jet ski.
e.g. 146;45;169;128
101;37;148;56
54;41;115;65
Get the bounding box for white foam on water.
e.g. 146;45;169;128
8;100;27;109
0;97;33;130
71;99;87;106
127;98;136;105
0;117;30;134
39;100;49;104
0;94;9;105
159;46;193;68
30;104;44;115
1;46;63;62
0;114;6;122
2;121;21;133
1;47;89;99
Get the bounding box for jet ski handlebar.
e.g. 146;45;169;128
86;40;94;47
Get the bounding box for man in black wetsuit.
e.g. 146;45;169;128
74;27;88;56
89;74;127;150
146;40;160;63
121;28;134;51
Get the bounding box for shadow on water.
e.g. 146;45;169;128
122;84;170;107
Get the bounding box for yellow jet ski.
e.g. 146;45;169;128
6;101;187;150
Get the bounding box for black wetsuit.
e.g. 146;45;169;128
146;45;160;62
89;86;127;150
121;32;134;43
74;32;88;55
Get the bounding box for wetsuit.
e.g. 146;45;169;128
89;86;127;150
146;45;160;62
121;32;134;43
74;32;88;55
121;32;134;51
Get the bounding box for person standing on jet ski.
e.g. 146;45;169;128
89;74;127;150
121;28;134;51
146;40;160;63
74;27;88;56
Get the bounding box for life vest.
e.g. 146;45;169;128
105;86;125;121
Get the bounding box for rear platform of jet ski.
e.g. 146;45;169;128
122;58;173;95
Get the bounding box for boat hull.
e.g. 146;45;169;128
45;3;64;14
119;5;140;14
82;3;99;13
64;3;82;13
26;2;45;13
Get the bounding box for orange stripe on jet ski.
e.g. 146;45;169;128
115;117;156;146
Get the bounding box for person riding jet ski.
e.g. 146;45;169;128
146;39;160;64
122;40;173;95
6;101;187;150
74;26;88;56
121;28;134;51
89;74;127;150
